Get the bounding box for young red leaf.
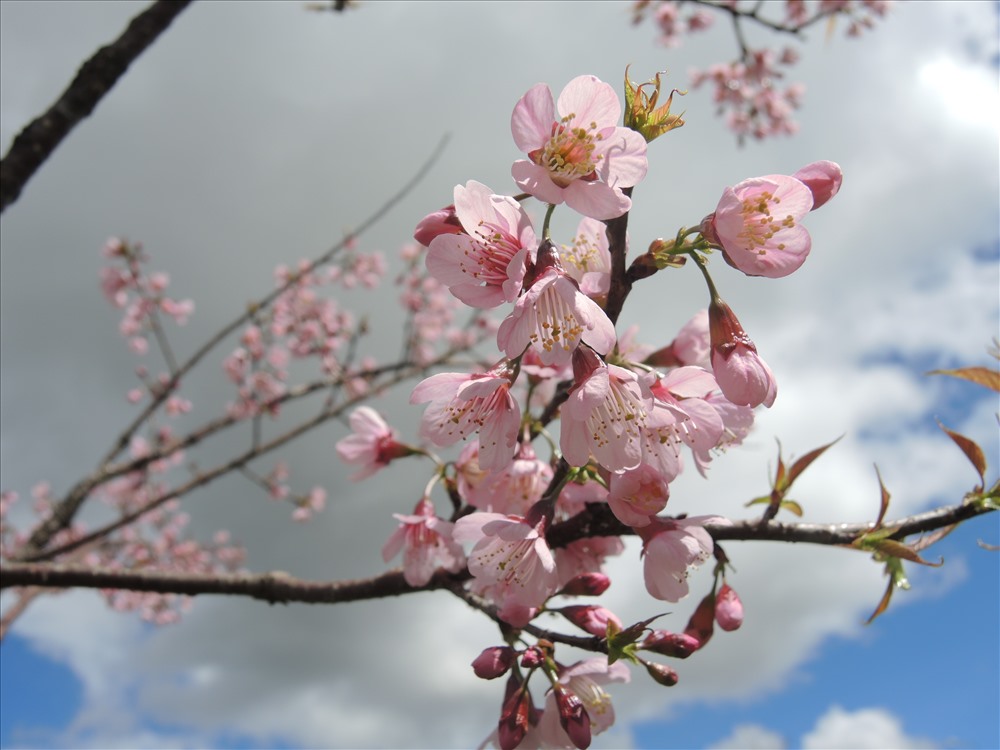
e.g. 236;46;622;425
927;366;1000;392
937;421;986;489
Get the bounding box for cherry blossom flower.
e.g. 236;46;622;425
638;515;728;602
460;441;553;516
409;361;521;471
708;299;777;408
381;497;466;587
561;347;652;472
496;242;616;368
607;464;670;527
538;658;630;742
559;217;612;300
707;171;814;278
511;75;648;220
453;512;559;620
335;406;412;480
426;181;536;308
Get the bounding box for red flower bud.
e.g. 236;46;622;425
519;645;546;669
641;629;701;658
644;661;679;687
684;593;716;649
472;646;515;679
554;686;592;750
498;676;532;750
413;204;462;246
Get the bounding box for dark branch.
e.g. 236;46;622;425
0;1;193;214
4;500;993;599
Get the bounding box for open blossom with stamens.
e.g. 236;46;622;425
497;241;616;368
706;172;814;278
607;464;670;527
561;346;652;472
381;497;466;587
453;512;559;620
638;515;729;602
708;299;777;408
460;441;554;516
426;181;535;308
511;75;648;220
560;217;612;300
335;406;413;480
409;361;520;471
537;657;630;744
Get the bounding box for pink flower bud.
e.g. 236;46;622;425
708;298;776;408
641;630;701;658
554;686;592;750
644;661;679;687
519;645;546;669
472;646;516;680
413;204;462;246
558;605;623;637
559;572;611;597
792;160;842;211
715;583;744;631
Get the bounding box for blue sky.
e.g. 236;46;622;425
1;2;998;748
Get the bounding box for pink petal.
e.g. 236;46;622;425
557;75;621;128
511;83;555;153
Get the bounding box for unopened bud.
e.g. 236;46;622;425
641;630;700;658
519;645;546;669
559;572;611;597
792;160;842;211
715;583;744;631
684;593;716;649
558;605;623;637
498;676;531;750
472;646;515;679
413;204;462;246
644;661;679;686
554;687;592;749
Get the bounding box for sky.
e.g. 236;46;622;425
1;1;998;749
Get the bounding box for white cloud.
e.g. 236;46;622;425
801;705;937;750
709;724;787;750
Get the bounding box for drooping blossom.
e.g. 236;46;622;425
335;406;413;480
561;347;652;472
707;298;777;408
381;497;466;587
453;512;559;623
426;181;535;308
606;464;670;527
559;217;612;300
511;75;648;220
705;170;814;278
638;515;729;602
409;361;520;471
715;582;744;631
497;241;616;368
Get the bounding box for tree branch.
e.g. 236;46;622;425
5;500;993;599
0;1;194;214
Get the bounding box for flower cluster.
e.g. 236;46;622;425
332;72;842;748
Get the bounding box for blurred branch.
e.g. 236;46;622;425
0;0;194;214
18;134;451;559
5;500;994;597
